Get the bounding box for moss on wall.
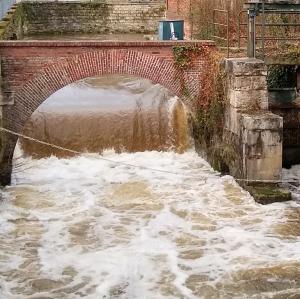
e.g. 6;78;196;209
21;2;165;35
0;4;24;40
267;65;297;89
0;1;165;39
188;58;241;176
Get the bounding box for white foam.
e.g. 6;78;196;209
0;151;300;298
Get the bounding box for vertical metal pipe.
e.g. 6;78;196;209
213;9;215;38
227;10;229;58
238;11;241;49
247;9;256;58
297;66;300;92
261;0;266;59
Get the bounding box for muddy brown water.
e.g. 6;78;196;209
1;75;300;299
20;75;189;157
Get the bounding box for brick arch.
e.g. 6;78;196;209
11;49;199;133
0;49;200;185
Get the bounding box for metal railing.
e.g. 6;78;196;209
211;9;229;57
0;0;16;20
238;9;300;58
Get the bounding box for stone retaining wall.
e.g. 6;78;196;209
21;1;165;35
193;58;284;184
0;1;166;39
224;58;283;182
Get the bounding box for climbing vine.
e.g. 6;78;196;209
173;45;203;70
172;44;233;173
172;44;226;144
194;51;226;144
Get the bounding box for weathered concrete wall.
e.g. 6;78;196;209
20;1;165;35
0;1;166;39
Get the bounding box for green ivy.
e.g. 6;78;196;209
267;65;296;89
172;45;202;70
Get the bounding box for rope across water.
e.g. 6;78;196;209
0;126;288;184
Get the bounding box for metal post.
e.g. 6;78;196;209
226;10;229;58
238;11;241;49
213;9;215;38
297;66;300;92
261;0;266;59
247;8;256;58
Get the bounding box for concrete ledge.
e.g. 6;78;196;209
242;112;283;130
225;58;267;76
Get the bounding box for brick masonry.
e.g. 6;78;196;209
0;40;215;185
166;0;191;38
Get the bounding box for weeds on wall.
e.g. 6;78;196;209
195;49;226;146
172;44;225;142
172;44;236;173
271;44;300;62
181;0;298;55
173;45;203;70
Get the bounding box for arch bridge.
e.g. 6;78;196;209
0;40;215;185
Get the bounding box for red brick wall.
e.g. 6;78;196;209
0;40;215;184
166;0;191;38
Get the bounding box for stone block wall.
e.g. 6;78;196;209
224;58;283;182
20;1;166;35
193;57;283;183
0;1;166;39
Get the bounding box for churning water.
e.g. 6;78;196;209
1;76;300;299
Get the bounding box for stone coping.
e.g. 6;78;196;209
0;40;216;47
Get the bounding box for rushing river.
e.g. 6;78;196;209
1;76;300;299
